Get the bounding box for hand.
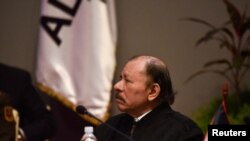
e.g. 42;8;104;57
17;133;26;141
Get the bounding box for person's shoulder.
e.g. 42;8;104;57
167;111;202;131
0;63;30;79
169;111;204;140
107;113;129;121
95;113;127;129
156;102;198;126
105;113;132;125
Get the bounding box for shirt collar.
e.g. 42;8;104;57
134;110;152;122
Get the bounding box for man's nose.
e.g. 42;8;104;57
114;80;122;91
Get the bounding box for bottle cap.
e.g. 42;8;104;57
84;126;93;133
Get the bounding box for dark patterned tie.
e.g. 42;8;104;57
130;121;137;138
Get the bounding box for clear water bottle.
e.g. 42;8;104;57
80;126;97;141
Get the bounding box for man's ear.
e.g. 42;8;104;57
148;83;160;101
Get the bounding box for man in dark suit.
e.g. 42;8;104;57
95;55;203;141
0;63;57;141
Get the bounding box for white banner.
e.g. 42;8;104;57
36;0;117;120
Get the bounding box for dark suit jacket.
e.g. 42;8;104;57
0;90;16;141
95;101;204;141
0;63;56;141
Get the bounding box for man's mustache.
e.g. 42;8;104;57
115;93;125;102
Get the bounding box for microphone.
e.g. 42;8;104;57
76;105;135;141
76;105;88;115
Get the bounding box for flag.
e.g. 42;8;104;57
209;102;230;125
36;0;117;124
203;83;230;141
